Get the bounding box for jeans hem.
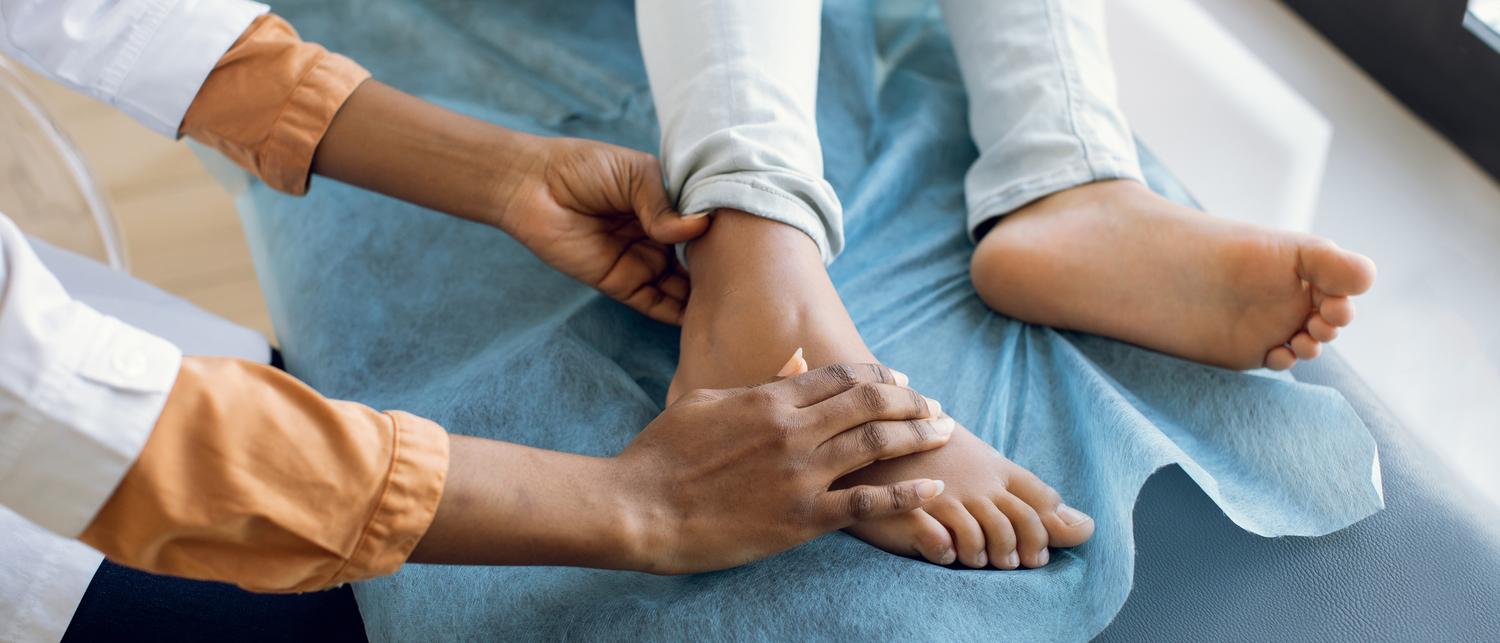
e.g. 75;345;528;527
965;155;1143;241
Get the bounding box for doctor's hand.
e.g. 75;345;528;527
411;358;955;574
310;81;706;324
491;136;709;325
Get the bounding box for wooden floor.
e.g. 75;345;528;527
12;67;276;341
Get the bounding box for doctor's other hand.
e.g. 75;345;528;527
493;135;708;325
614;361;955;574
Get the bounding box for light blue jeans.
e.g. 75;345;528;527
637;0;1144;262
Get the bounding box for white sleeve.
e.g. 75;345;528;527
0;213;181;537
0;0;269;137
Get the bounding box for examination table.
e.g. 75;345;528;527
63;0;1499;640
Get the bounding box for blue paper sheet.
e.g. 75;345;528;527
241;1;1383;639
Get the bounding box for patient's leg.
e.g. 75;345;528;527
638;0;1093;568
675;210;1096;569
941;0;1375;370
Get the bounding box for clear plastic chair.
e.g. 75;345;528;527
0;55;128;271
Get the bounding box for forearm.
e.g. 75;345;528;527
310;81;542;229
409;436;649;570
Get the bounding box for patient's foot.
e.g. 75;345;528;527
970;180;1377;370
673;209;1094;568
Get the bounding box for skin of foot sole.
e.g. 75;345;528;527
672;209;1094;568
969;180;1377;371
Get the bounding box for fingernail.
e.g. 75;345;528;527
975;551;988;567
682;211;709;219
916;479;945;500
931;416;956;438
1036;548;1050;566
890;369;910;386
924;397;943;417
776;347;806;377
1005;551;1020;568
1057;503;1092;527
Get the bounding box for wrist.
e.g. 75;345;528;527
480;128;551;232
598;453;675;573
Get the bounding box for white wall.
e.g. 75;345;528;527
1192;0;1500;509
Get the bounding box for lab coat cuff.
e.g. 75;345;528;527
0;311;181;537
116;0;270;138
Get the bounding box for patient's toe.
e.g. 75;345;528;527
1319;296;1355;327
1290;331;1321;360
968;498;1018;569
1006;464;1094;549
929;501;986;568
1306;314;1338;342
994;492;1049;568
1264;346;1296;371
847;509;955;565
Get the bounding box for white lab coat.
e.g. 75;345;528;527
0;1;267;640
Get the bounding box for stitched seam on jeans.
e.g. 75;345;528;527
687;175;828;220
1041;0;1097;179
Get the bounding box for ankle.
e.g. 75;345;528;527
686;209;825;285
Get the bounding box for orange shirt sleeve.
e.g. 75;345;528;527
79;357;449;594
179;14;371;195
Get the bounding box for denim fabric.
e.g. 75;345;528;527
639;0;1143;259
241;1;1380;640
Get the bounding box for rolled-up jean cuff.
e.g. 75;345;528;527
674;175;841;268
965;155;1143;241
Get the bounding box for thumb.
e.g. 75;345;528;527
630;156;711;244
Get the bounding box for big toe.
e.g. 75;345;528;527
1299;241;1377;297
1005;462;1094;549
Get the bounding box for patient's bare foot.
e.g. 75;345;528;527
673;209;1094;568
970;180;1377;370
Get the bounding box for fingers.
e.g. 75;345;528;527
816;417;955;478
818;480;946;529
803;381;939;442
599;241;687;325
755;362;909;408
629;155;710;245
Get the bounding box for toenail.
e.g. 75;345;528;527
1057;503;1091;526
976;551;987;567
1036;548;1050;566
1005;551;1020;568
939;548;956;565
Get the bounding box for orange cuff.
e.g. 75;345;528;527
80;357;448;594
180;14;371;195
